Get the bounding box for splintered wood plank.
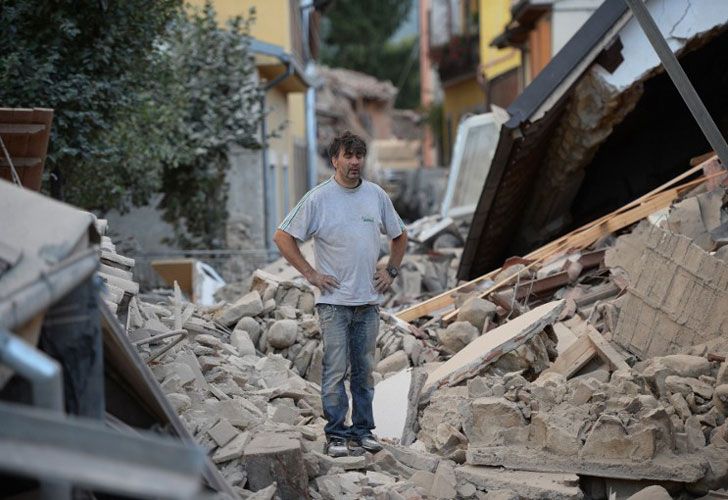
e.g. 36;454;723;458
423;301;565;399
585;325;629;371
544;334;596;379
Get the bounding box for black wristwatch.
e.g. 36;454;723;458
386;265;399;279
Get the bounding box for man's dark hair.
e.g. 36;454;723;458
328;131;367;161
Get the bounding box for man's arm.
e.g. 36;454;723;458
374;230;408;293
273;229;339;294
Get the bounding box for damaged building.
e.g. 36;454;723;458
459;0;728;280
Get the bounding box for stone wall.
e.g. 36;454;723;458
606;222;728;358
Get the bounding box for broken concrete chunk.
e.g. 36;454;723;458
456;297;497;331
624;485;672;500
167;393;191;413
438;321;479;354
234;316;262;343
267;319;298;349
207;418;239;447
455;465;583;500
212;431;250;463
384;444;440;472
424;301;565;397
243;433;308;497
231;329;257;357
376;351;409;375
217;291;264;326
463;397;528;447
654;354;712;379
714;384;728;415
408;470;435;492
665;375;713;399
430;461;457;499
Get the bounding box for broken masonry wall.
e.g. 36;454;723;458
514;0;728;252
606;221;728;358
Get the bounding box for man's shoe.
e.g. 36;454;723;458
346;439;366;457
357;435;383;453
324;437;349;458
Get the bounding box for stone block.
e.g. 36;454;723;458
243;433;308;497
376;351;409;375
430;461;457;499
217;291;264;326
212;431;250;463
455;465;582;500
463;397;528;447
456;297;497;331
438;321;479;354
208;418;239;447
234;316;262;344
625;485;673;500
231;330;257;357
267;319;298;349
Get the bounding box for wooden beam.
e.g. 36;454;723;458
396;157;720;324
0;157;41;167
585;326;629;371
543;335;596;379
0;123;45;134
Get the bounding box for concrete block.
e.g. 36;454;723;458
243;433;308;497
208;418;239;447
438;321;479;354
212;431;250;463
455;465;583;500
217;291;264;326
376;351;409;375
267;319;298;349
463;397;528;447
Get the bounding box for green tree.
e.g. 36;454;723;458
320;0;420;109
0;0;181;209
0;1;266;247
158;4;264;248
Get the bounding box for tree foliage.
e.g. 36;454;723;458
320;0;420;109
0;1;265;247
159;4;264;248
0;0;181;208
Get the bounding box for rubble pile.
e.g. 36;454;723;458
94;217;139;315
126;286;479;499
113;178;728;499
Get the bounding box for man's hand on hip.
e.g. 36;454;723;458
374;269;394;293
305;271;340;294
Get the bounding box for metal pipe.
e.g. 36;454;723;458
301;0;319;190
305;71;318;190
0;328;64;411
0;328;69;499
0;248;99;331
260;61;294;259
623;0;728;166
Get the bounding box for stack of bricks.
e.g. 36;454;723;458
606;221;728;358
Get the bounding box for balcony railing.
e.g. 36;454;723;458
431;32;480;82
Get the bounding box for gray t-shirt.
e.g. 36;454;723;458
278;176;405;305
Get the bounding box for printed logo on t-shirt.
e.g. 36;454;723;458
362;215;375;223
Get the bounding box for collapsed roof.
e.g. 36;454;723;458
459;0;728;280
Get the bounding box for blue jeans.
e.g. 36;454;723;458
317;304;379;440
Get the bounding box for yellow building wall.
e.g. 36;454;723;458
478;0;521;80
188;0;291;50
442;77;484;163
188;0;309;211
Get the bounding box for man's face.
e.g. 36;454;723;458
332;147;364;181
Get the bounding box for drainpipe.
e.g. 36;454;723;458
261;60;294;259
0;327;68;500
0;328;63;411
301;0;318;189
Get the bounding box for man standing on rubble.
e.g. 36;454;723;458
274;131;407;458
